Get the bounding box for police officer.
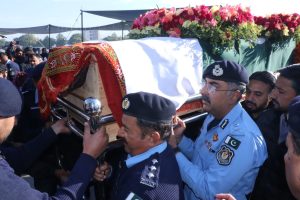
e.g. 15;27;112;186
0;78;109;200
95;92;184;200
285;96;300;199
170;60;267;200
0;52;20;82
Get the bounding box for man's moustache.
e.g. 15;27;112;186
244;100;256;107
201;95;210;103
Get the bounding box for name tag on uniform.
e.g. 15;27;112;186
126;192;143;200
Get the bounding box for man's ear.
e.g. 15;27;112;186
150;131;161;144
229;91;242;104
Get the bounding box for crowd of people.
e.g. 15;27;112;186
0;40;300;200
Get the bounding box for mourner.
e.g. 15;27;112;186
285;96;300;200
0;77;109;200
242;71;276;119
215;95;300;200
248;67;299;200
170;60;267;200
95;92;184;200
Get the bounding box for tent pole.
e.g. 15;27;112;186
81;10;84;42
122;21;124;40
48;24;51;49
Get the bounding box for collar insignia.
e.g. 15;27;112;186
122;98;130;110
213;133;219;141
220;119;229;129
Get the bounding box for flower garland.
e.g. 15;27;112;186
255;13;300;43
129;5;300;54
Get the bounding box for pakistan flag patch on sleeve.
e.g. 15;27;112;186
224;136;241;150
126;192;143;200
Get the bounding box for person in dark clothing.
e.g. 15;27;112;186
40;48;49;61
248;66;300;200
14;47;31;72
0;77;109;200
285;96;300;199
95;92;184;200
241;71;292;200
216;95;300;200
0;52;20;82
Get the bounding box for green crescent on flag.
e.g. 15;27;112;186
224;136;241;150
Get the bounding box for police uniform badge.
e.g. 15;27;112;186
212;64;223;76
122;98;130;110
216;145;234;165
213;133;219;141
140;159;160;188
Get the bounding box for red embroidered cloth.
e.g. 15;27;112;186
38;42;126;125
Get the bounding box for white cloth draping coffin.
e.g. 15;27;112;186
109;37;203;109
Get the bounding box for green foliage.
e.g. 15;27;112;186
68;33;82;44
56;33;67;47
15;34;39;47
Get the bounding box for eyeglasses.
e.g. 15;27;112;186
201;81;239;94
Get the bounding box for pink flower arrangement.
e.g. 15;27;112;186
129;5;300;52
254;13;300;42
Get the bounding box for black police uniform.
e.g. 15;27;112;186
0;78;98;200
110;92;184;200
0;127;97;200
111;145;184;200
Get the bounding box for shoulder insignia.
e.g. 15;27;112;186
224;136;241;150
140;164;160;188
126;192;143;200
216;145;234;166
220;119;229;129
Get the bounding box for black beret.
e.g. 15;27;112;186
122;92;176;122
203;60;249;85
0;78;22;117
288;96;300;138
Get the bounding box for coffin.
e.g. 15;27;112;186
38;37;205;141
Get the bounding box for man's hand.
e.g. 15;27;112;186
82;122;108;159
215;193;237;200
168;116;186;148
51;119;71;135
93;161;112;181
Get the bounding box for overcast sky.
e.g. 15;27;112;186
2;0;300;41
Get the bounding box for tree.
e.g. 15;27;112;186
14;34;39;47
41;36;56;48
102;33;123;41
68;33;82;45
56;33;67;47
0;39;7;48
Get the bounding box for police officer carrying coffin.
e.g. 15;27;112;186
0;78;109;200
95;92;184;200
169;60;268;200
